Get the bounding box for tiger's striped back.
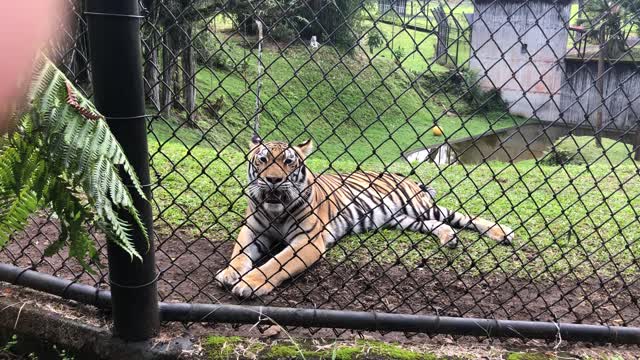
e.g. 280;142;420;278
313;171;435;244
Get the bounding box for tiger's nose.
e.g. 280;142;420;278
265;176;283;184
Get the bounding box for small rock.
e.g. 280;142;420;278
261;325;282;338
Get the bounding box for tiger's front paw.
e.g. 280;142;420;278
231;272;274;298
434;225;458;248
215;267;243;288
489;224;514;244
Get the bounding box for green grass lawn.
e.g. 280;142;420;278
373;6;471;69
368;21;448;73
180;34;519;166
149;121;640;281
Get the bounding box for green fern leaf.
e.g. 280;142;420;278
0;188;39;247
0;55;150;265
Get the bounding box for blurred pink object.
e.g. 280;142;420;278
0;1;63;133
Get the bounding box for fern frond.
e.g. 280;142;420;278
0;147;19;191
46;181;99;269
99;206;140;260
0;55;150;264
0;188;39;247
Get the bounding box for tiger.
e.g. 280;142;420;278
215;136;514;298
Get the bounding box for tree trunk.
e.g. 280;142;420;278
635;119;640;161
171;28;184;109
253;20;264;134
182;25;196;126
144;31;161;111
595;29;606;148
161;31;175;118
577;0;584;18
173;56;182;109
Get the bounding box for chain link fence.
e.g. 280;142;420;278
2;0;640;339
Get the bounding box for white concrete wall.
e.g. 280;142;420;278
469;0;571;121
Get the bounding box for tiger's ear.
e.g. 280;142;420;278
296;139;313;158
249;134;262;150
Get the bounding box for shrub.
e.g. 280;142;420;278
229;0;365;48
542;135;611;166
416;68;507;115
392;46;406;64
270;22;298;42
310;0;364;48
367;28;384;53
193;31;234;71
457;68;506;112
541;135;637;166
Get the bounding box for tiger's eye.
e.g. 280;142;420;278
284;158;293;165
259;156;267;163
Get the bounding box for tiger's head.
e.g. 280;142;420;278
246;135;314;212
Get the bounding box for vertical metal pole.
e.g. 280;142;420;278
253;20;264;135
85;0;160;341
634;115;640;161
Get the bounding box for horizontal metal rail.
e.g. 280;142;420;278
377;19;436;34
1;263;639;344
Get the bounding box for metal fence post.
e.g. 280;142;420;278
85;0;160;341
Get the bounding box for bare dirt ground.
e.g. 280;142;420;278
152;227;640;331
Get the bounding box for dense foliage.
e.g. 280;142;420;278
229;0;365;47
576;0;636;57
0;57;147;266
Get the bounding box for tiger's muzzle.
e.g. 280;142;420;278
264;189;286;204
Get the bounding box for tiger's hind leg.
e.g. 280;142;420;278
392;215;459;248
430;206;514;244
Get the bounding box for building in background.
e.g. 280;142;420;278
469;0;572;121
378;0;408;16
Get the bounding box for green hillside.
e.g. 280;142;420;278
154;26;521;166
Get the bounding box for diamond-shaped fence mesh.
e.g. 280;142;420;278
3;0;640;338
